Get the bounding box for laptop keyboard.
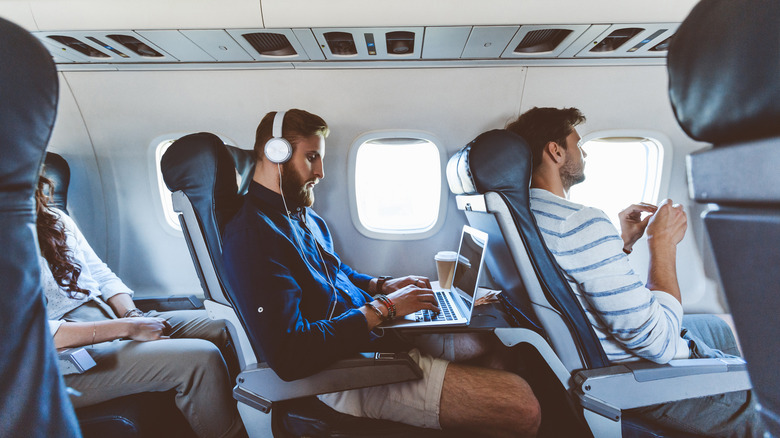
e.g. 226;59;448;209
414;291;457;322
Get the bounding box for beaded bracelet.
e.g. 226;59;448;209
365;302;387;321
123;308;144;318
375;294;396;320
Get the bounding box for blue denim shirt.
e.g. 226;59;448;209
223;181;402;380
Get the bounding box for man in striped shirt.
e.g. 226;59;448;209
505;107;764;437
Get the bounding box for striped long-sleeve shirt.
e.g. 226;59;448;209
530;188;690;364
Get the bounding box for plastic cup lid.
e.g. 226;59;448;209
434;250;458;261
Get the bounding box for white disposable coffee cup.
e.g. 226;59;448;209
435;251;458;289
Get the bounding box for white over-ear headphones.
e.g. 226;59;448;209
264;111;292;164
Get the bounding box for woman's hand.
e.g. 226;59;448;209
53;317;172;349
123;317;172;341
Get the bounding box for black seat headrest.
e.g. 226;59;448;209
1;16;80;434
43;152;71;210
449;130;609;368
161;132;248;237
668;0;780;145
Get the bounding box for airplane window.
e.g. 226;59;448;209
154;139;181;230
348;132;446;240
568;135;667;227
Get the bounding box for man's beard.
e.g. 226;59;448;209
281;163;316;208
560;157;585;191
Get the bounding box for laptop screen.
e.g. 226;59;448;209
451;226;488;310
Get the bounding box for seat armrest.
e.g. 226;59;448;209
574;358;751;418
58;347;96;375
134;294;203;312
234;352;422;413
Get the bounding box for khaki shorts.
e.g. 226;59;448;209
317;348;449;429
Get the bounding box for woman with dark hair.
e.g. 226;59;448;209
36;175;245;438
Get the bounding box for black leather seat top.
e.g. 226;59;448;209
667;0;780;145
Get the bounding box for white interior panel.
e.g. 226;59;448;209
26;0;263;31
59;66;527;295
46;74;109;263
179;30;254;62
422;27;471;59
0;3;39;31
136;30;216;62
261;0;699;28
519;66;723;313
461;26;518;59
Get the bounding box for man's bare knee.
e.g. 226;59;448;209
440;364;541;437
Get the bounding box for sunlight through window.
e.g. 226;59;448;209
568;136;664;226
350;134;444;239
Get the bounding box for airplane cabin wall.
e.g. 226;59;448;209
47;66;527;296
44;63;725;314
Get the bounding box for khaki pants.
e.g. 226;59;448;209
63;308;244;438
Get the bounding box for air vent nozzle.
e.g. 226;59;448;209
242;33;297;56
590;28;643;52
107;35;163;57
48;35;109;58
514;29;573;53
386;31;415;55
324;32;357;56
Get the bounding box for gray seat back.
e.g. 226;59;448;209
668;0;780;432
447;130;609;373
0;17;81;437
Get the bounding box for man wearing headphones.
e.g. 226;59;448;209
222;109;541;438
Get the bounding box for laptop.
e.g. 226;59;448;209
381;225;488;329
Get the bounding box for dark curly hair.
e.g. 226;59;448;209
36;174;88;299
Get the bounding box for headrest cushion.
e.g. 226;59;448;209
668;0;780;144
447;130;532;198
43;153;70;210
161;132;242;233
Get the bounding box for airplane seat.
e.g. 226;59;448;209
0;16;81;437
668;0;780;434
43;152;71;210
446;130;751;437
161;132;449;438
40;151;196;438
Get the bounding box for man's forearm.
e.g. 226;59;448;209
646;241;682;303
